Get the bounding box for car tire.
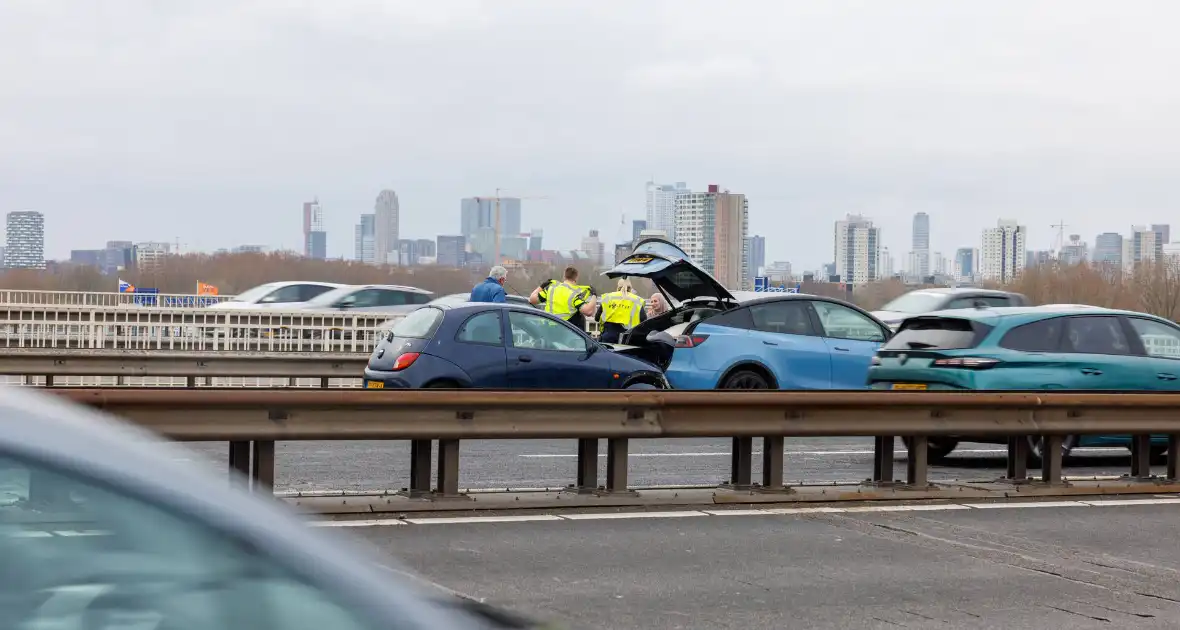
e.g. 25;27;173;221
720;369;771;390
425;380;462;389
901;437;959;463
625;382;658;390
1028;435;1077;463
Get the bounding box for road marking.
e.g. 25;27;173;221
560;511;704;520
314;519;408;527
839;504;973;513
962;501;1088;509
516;447;1128;459
1078;498;1180;506
403;515;564;525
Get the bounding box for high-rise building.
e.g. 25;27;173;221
747;235;766;277
674;184;749;289
4;211;45;269
954;247;979;282
1059;235;1088;265
103;240;133;275
460;197;522;263
302;200;326;260
70;250;103;267
1153;224;1171;248
354;214;375;264
614;243;632;264
833;214;881;285
373;190;400;265
528;229;543;252
416;239;435;259
645;181;688;243
880;246;895;278
1122;226;1160;271
1093;232;1123;265
631;220;647;244
910;212;930;279
133;242;171;271
580;230;604;267
980;220;1026;283
436;235;466;268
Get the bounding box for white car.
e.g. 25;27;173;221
291;284;434;315
206;281;344;310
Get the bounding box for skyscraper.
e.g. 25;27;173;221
1123;225;1160;271
833;214;880;285
1093;232;1123;265
5;211;44;269
302;199;326;259
460;196;522;263
954;247;978;281
580;230;604;266
911;212;930;278
354;213;375;264
980;220;1026;282
675;184;749;289
631;220;647;244
373;190;400;265
747;235;766;277
1153;224;1171;248
645;181;688;243
436;235;466;267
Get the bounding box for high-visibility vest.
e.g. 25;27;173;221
543;281;588;320
599;291;644;328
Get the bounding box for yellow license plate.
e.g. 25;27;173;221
627;255;653;263
891;383;927;390
366;381;384;389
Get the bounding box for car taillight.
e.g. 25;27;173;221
932;357;1000;369
674;334;709;348
870;356;881;366
391;352;420;371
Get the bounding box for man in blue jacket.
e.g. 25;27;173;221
470;265;508;303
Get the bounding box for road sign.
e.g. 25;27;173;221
753;279;801;294
754;276;769;291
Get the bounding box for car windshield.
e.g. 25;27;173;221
428;293;470;306
880;292;947;314
389;307;444;339
226;283;281;303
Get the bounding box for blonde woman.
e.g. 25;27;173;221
596;278;646;343
646;292;668;318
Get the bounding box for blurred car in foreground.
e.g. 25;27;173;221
429;292;535;308
870;288;1028;330
0;388;545;628
294;284;434;315
363;303;666;389
206;281;344;310
603;238;891;389
868;305;1176;461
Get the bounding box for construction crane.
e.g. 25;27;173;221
1050;219;1069;254
472;189;551;264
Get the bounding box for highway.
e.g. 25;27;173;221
342;500;1180;629
179;437;1146;493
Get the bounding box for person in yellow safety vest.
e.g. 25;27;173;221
596;278;646;344
529;265;598;331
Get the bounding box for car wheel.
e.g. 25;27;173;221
425;380;462;389
625;382;658;390
1028;435;1077;463
720;369;771;390
902;437;959;463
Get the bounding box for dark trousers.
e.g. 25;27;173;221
599;323;626;344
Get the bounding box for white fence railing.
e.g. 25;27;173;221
0;305;396;352
0;290;236;307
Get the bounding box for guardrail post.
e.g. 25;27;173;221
1005;437;1030;482
723;437;754;489
605;438;635;495
758;435;790;492
567;438;599;494
228;441;250;483
435;439;465;498
1039;435;1064;485
905;436;929;488
251;440;275;492
871;436;895;484
1130;434;1152;479
400;439;433;498
1169;435;1180;481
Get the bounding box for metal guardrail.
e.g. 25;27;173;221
53;389;1180;499
0;289;236;307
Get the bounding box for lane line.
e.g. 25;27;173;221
517;447;1126;458
1077;498;1180;506
961;501;1088;509
839;505;973;513
314;519;408;527
560;511;704;520
404;515;563;525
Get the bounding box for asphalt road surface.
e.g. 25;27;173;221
177;437;1147;493
348;501;1180;629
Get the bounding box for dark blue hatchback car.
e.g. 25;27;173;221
363;302;667;389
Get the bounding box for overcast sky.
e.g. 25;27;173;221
4;1;1180;269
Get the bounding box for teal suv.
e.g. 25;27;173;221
867;306;1180;461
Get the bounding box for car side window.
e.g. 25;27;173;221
998;318;1065;352
947;296;1013;309
508;311;587;352
810;301;886;342
1063;316;1132;355
1127;317;1180;359
259;285;304;303
0;453;391;630
456;311;503;346
408;292;432;305
375;291;409;307
701;307;755;331
299;285;335;301
748;302;816;336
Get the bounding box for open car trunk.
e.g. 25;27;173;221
603;238;739;369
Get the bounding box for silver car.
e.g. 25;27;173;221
0;388;541;628
295;284;434;315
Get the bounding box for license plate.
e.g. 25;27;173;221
627;255;653;263
891;383;927;390
366;381;385;389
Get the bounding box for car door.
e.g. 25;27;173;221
809;300;888;389
1056;315;1140;389
1123;316;1180;391
505;310;614;388
450;310;508;387
746;300;832;389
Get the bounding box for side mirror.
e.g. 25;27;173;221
337;297;357;308
646;330;677;347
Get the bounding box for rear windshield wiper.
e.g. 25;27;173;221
905;341;937;349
